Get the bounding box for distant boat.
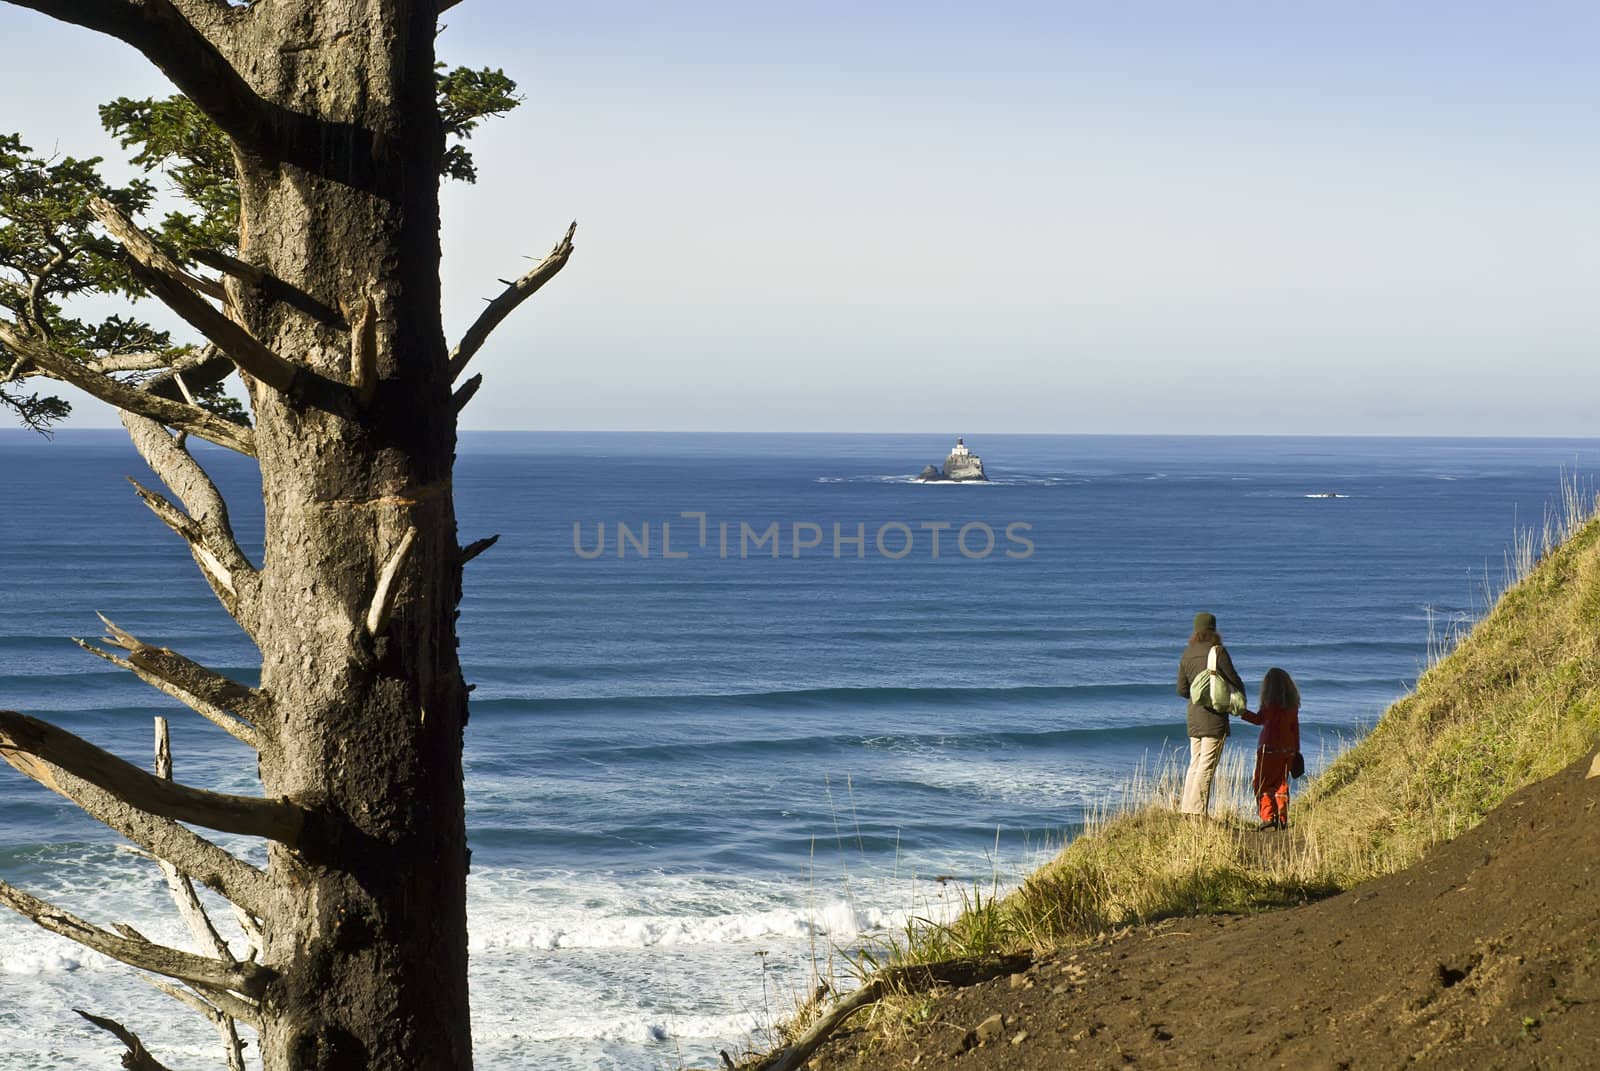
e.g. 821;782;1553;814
916;437;988;482
1305;492;1346;499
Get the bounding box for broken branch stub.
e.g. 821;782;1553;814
366;526;419;636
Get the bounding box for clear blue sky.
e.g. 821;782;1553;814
3;2;1598;434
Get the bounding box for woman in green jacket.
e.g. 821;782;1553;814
1175;611;1246;815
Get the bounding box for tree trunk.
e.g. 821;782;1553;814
231;4;470;1067
0;0;571;1064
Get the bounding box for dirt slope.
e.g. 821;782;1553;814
811;747;1600;1070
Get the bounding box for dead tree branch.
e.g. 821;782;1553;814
129;478;243;605
158;851;240;969
74;1009;176;1071
6;0;276;159
140;348;241;413
152;718;249;1069
23;240;73;339
85;351;184;374
366;526;418;636
0;322;256;455
166;0;249;31
7;345;218;383
143;978;254;1063
87;196;226;301
0;879;269;995
451;372;482;414
189;248;346;327
750;952;1034;1071
90;198;314;398
121;412;259;627
188;981;261;1031
460;533;499;565
83;613;264;739
0;735;269;914
97;616;260;719
188;247;264;287
347;293;378;405
447;220;576;381
75;639;260;749
0;710;305;844
231;905;264;962
76;639;258;747
153;718;239;964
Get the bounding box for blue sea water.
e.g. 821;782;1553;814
1;429;1597;1069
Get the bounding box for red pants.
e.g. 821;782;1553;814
1254;750;1292;824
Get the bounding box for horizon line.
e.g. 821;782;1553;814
10;426;1600;443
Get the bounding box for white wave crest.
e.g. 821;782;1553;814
469;890;903;954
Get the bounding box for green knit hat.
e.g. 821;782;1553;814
1192;611;1217;632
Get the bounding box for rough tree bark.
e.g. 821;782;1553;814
0;2;573;1067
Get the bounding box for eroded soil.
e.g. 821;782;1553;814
810;748;1600;1070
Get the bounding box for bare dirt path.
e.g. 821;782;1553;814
811;748;1600;1070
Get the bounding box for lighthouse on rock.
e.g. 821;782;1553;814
916;437;989;482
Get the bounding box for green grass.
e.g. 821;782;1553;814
870;487;1600;971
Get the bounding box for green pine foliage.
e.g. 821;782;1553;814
99;96;240;257
0;134;154;430
1;65;522;432
436;65;523;183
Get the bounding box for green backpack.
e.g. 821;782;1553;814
1189;645;1247;715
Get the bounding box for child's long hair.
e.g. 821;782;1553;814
1260;667;1300;710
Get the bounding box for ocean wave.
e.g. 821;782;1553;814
0;942;93;977
469;676;1403;717
463;865;985;956
0;668;129;689
471;682;1172;716
474;721;1193;771
469;896;900;954
474;1007;758;1048
812;473;930;484
997;476;1089;486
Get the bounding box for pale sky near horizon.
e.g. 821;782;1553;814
2;2;1597;436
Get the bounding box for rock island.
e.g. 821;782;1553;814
917;437;988;482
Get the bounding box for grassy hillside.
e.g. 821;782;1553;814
878;496;1600;967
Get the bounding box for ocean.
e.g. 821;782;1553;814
1;430;1596;1069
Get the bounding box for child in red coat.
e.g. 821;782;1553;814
1242;667;1301;830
